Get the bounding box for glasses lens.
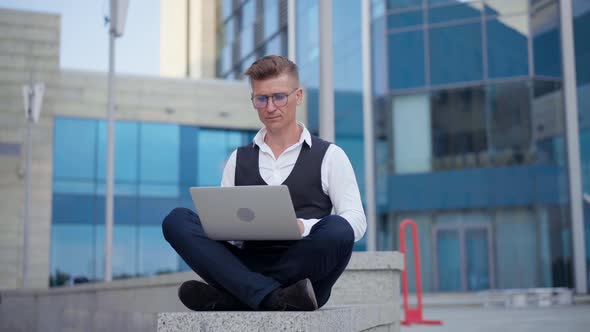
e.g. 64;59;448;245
273;93;288;106
253;95;268;108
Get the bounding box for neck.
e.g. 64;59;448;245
264;122;302;150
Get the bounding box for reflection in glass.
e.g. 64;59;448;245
486;16;529;78
138;226;179;276
387;10;423;30
532;0;561;77
50;224;94;286
466;228;490;290
388;30;425;89
437;229;461;291
484;0;527;16
430;22;483;85
54;118;97;180
431;86;487;168
428;2;483;25
112;225;138;279
140;123;179;183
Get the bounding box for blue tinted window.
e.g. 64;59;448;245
240;26;255;58
198;129;233;186
54;118;97;180
296;0;319;65
264;33;282;56
428;3;482;24
430;22;483;85
487;16;529;78
388;30;425;89
112;225;137;279
532;1;561;77
97;121;139;182
138;226;179;276
139;123;179;183
388;0;422;11
179;126;199;185
50;224;95;285
387;10;423;30
52;193;95;224
263;0;279;39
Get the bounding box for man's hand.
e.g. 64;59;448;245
297;219;304;235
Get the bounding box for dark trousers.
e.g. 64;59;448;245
162;207;354;309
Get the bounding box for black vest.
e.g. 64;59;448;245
235;135;333;219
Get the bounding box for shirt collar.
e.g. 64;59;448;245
252;122;312;148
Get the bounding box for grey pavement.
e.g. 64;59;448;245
401;305;590;332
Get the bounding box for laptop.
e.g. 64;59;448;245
189;185;302;241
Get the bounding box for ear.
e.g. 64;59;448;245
296;88;304;105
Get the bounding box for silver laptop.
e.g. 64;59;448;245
189;185;302;240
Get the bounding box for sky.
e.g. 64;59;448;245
1;0;160;76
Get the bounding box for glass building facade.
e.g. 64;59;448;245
290;0;588;292
573;0;590;289
51;117;254;285
217;0;289;79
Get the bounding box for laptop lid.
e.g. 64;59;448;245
189;185;301;240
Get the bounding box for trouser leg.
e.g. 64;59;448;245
256;215;355;307
162;207;281;309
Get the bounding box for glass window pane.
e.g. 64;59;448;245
263;0;279;39
428;2;483;25
487;81;532;165
240;25;255;58
466;228;490;290
484;0;528;16
50;224;95;286
387;10;423;30
430;22;483;85
242;0;256;27
139;123;179;183
198;129;233;186
388;0;422;11
393;94;432;173
388;30;425;89
52;193;95;224
264;33;282;56
112;225;137;279
222;0;233;19
431;86;487;170
97;121;139;182
138;226;179;276
54;117;97;180
532;0;561;77
436;229;462;291
138;196;179;226
487;15;529;78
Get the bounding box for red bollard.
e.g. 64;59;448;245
399;219;442;326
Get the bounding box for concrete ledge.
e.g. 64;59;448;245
157;304;398;332
0;252;403;332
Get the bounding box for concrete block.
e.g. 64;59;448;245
157;304;397;332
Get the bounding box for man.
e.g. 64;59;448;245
162;55;366;311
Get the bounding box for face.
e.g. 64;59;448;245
250;73;303;132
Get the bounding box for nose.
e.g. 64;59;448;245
265;97;278;113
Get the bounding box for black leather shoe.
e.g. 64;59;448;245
178;280;250;311
266;279;319;311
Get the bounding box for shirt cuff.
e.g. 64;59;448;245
299;218;321;237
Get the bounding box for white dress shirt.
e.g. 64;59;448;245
221;122;367;242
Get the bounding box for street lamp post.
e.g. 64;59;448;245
105;0;129;282
21;81;44;288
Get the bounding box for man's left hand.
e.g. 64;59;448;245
297;219;304;235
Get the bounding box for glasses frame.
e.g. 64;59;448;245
251;87;300;109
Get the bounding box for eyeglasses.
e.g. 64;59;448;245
251;88;299;109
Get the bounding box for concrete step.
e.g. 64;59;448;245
157;304;398;332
